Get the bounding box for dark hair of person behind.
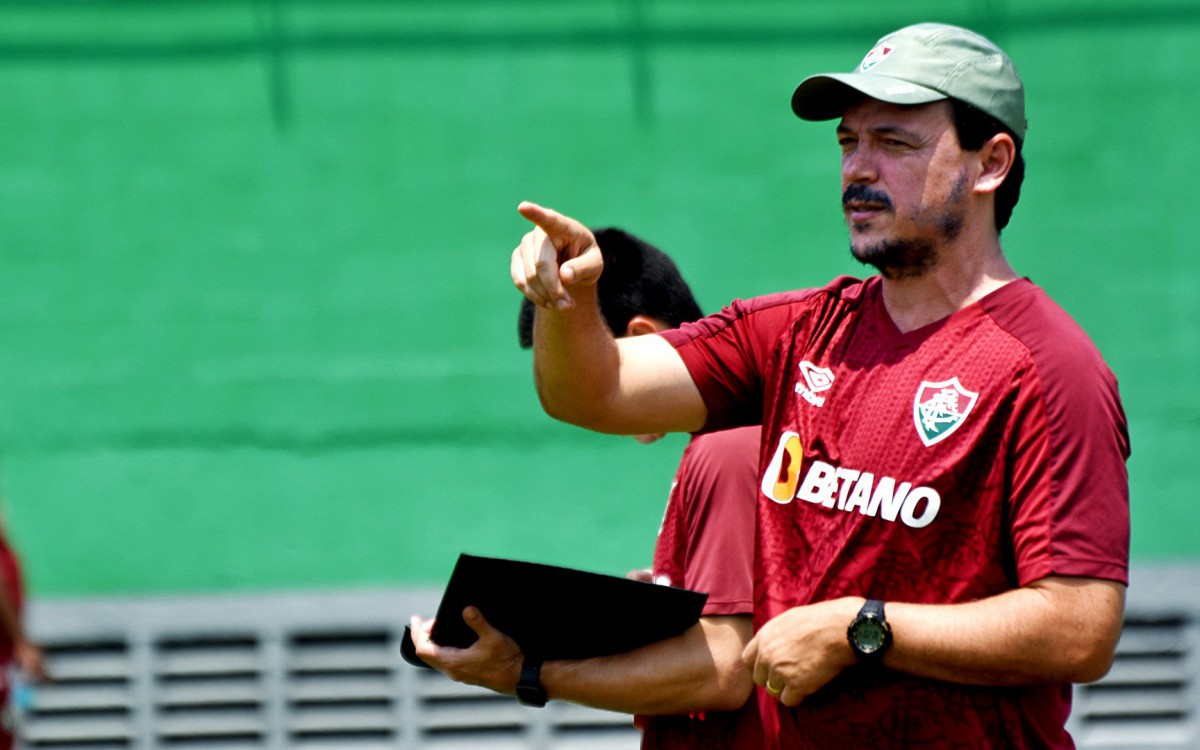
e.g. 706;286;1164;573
950;99;1024;232
518;227;704;348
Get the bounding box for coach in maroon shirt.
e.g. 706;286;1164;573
509;22;1129;750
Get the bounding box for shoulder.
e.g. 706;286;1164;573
665;275;869;343
980;279;1117;386
980;279;1128;452
679;426;762;489
728;275;870;317
687;425;762;463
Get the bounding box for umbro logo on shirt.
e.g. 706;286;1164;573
913;377;978;447
795;361;835;407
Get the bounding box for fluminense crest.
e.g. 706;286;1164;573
913;377;978;447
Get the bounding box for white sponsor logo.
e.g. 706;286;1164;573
761;432;940;529
794;361;835;407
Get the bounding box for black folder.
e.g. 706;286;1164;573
401;553;707;668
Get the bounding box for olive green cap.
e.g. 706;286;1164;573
791;23;1026;142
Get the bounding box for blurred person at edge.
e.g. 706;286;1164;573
0;501;49;746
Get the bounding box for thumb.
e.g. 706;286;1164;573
462;606;496;639
560;249;604;288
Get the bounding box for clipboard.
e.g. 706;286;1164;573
401;553;707;668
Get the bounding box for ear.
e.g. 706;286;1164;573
624;314;668;336
974;132;1016;196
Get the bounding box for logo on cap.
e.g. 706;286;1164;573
860;44;893;72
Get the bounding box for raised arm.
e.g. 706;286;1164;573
512;202;706;435
410;607;753;714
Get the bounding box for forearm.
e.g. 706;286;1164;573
746;576;1127;705
531;284;623;429
885;577;1126;686
533;290;706;435
543;616;753;715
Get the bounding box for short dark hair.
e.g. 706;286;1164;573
951;98;1024;232
518;227;704;348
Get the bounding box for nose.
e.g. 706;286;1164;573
842;145;878;185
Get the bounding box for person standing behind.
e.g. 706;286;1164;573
413;228;763;749
508;23;1129;750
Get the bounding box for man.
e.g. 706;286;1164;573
509;23;1129;749
412;228;763;748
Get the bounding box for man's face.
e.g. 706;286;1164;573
837;98;973;279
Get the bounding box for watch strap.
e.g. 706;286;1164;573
515;657;547;707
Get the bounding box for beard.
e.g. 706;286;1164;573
852;236;940;280
845;173;969;280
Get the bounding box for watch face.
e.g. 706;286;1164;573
854;618;888;653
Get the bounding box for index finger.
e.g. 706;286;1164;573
517;201;587;241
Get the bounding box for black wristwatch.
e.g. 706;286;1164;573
515;657;548;707
847;599;892;665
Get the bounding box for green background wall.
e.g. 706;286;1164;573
0;0;1196;597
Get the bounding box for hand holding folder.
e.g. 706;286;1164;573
402;553;707;667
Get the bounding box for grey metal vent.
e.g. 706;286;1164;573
21;566;1200;749
23;638;133;748
285;629;397;745
1070;614;1198;749
154;635;265;747
20;592;639;750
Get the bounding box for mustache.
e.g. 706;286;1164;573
842;184;893;211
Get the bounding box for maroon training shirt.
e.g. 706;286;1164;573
661;276;1130;749
636;427;763;749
